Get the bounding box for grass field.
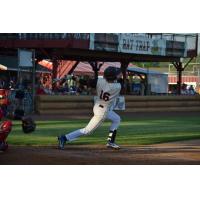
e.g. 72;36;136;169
6;115;200;146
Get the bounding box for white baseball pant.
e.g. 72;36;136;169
65;104;121;141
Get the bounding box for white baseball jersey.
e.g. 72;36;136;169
95;77;121;109
65;77;121;141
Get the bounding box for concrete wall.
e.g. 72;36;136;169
36;95;200;115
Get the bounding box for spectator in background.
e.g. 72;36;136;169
77;77;88;95
0;77;9;89
87;78;96;95
36;84;46;95
181;83;188;95
188;85;195;95
9;80;15;90
67;75;77;94
22;79;29;90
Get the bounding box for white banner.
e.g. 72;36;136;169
118;34;166;56
151;39;166;56
18;49;33;67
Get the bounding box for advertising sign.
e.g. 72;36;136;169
118;34;152;55
18;49;33;67
166;41;186;57
89;33;188;57
90;33;119;52
151;39;166;56
118;34;166;56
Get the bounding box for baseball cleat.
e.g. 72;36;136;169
106;142;120;149
58;135;67;150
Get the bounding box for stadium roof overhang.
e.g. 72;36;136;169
0;33;197;63
36;48;182;63
0;47;185;63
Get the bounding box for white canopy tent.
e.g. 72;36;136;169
127;67;168;94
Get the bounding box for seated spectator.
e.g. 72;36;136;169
181;83;188;95
9;80;15;89
36;85;46;95
43;87;53;95
76;84;87;95
188;85;195;95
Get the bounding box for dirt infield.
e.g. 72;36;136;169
2;112;200;165
1;139;200;165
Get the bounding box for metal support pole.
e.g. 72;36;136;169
17;48;22;86
177;64;183;95
89;62;104;80
68;61;80;75
120;61;129;94
146;65;150;95
173;58;194;95
89;62;98;80
52;58;59;91
32;50;36;113
195;34;198;56
173;62;183;95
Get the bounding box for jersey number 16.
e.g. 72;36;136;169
100;90;110;101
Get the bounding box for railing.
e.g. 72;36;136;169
0;33;90;40
147;33;198;54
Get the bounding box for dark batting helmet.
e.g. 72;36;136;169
104;66;121;81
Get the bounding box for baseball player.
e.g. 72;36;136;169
58;66;122;150
0;120;12;151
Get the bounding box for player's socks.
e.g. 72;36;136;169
107;130;117;143
62;135;67;142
